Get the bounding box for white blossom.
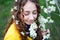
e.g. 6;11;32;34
46;0;49;2
29;22;37;39
42;29;50;40
47;6;53;13
42;35;48;40
16;20;19;24
47;16;54;23
46;33;50;38
44;6;56;14
42;34;50;40
38;15;48;31
50;5;56;12
12;15;15;19
14;6;17;10
11;8;13;12
38;15;48;24
48;19;54;23
50;0;56;5
20;32;25;36
44;7;52;14
30;30;37;39
41;6;44;9
15;0;18;2
47;17;51;19
29;22;37;30
40;24;46;31
48;6;56;12
44;8;48;14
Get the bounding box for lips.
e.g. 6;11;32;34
28;20;34;23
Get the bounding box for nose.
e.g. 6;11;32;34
29;13;34;20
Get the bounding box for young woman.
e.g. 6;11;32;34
4;0;43;40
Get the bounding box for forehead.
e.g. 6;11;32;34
23;1;37;11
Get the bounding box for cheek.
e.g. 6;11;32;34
23;16;29;21
33;14;37;19
18;13;24;21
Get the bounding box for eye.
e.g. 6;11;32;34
33;11;37;15
24;12;29;16
33;12;37;15
24;13;29;16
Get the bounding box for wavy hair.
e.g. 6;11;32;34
4;0;42;40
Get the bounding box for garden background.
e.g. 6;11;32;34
0;0;60;40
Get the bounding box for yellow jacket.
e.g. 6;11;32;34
4;23;32;40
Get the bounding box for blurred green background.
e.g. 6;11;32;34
0;0;60;40
0;0;13;40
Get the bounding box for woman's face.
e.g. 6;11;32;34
23;1;37;25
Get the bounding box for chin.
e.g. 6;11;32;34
27;22;33;25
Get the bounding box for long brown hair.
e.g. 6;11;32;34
4;0;42;40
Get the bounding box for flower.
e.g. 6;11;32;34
40;24;46;31
14;6;17;10
42;34;50;40
47;17;51;19
16;20;19;24
50;5;56;12
38;15;48;24
29;22;38;30
44;6;56;14
46;0;49;2
48;6;56;12
12;15;15;19
15;0;18;2
42;29;50;40
50;0;56;5
47;6;52;12
20;32;25;36
11;8;13;12
29;22;37;39
38;15;48;31
29;30;37;39
48;19;54;23
44;8;49;14
44;7;52;14
41;6;44;9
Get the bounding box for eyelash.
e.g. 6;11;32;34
24;12;37;16
24;13;37;16
24;14;29;16
33;13;37;15
24;12;29;16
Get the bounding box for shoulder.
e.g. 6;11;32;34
4;23;22;40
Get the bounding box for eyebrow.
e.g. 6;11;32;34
24;10;37;12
